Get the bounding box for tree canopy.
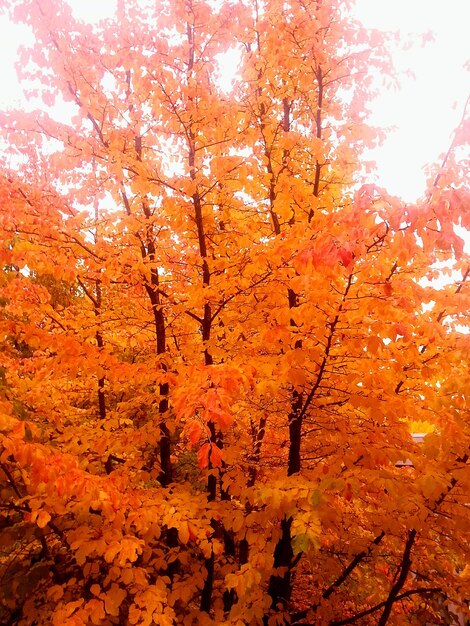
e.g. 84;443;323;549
0;0;469;624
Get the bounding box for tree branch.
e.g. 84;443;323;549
293;587;441;625
377;529;417;626
291;531;385;623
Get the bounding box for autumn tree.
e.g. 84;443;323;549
0;0;469;625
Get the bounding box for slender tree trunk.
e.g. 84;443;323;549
264;97;305;616
185;16;220;611
132;134;173;487
95;329;106;421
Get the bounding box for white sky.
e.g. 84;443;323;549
0;0;469;202
354;0;469;201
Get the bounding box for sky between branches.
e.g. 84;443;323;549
0;0;468;202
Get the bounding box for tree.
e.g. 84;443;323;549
0;0;469;624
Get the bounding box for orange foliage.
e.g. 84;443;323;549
0;0;469;625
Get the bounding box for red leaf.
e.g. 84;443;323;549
197;443;211;469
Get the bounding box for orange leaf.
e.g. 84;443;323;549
87;599;105;625
186;420;202;445
104;584;126;617
34;510;51;528
209;444;223;468
197;443;211;469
